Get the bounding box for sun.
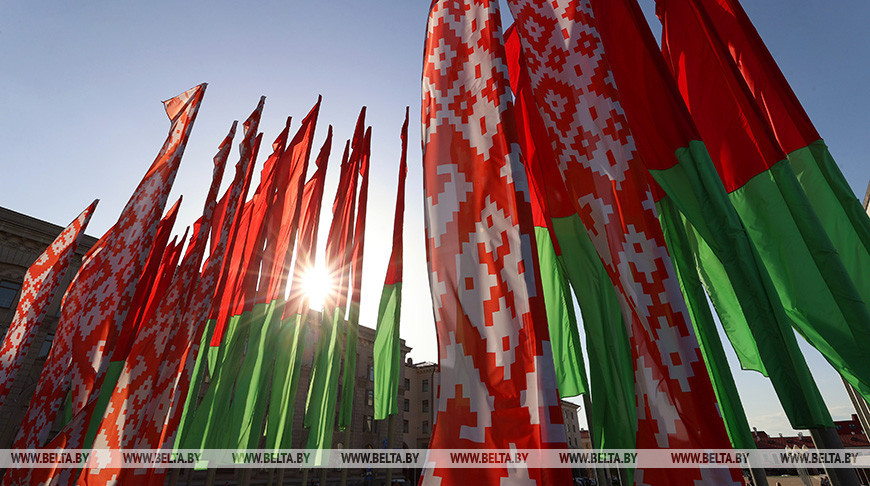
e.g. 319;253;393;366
301;263;332;310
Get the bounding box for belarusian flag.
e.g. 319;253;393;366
373;109;408;421
266;125;332;450
338;126;371;430
0;201;96;403
12;84;206;451
422;1;572;484
658;0;870;403
176;99;263;450
81;126;228;486
694;0;870;303
504;27;637;462
172;119;252;451
305;108;365;453
505;1;743;484
591;0;833;447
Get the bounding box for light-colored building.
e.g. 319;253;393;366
562;400;583;449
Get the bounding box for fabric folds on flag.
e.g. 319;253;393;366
657;0;870;404
11;84;206;454
0;201;97;403
593;0;833;435
422;1;572;484
504;1;742;484
373;109;408;421
504;28;636;459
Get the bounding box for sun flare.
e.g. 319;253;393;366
301;264;332;310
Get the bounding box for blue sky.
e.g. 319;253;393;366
2;1;868;435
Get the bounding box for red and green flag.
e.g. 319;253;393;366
373;109;408;421
658;0;870;404
504;28;636;462
266;125;332;450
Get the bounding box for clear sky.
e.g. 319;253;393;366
2;1;868;436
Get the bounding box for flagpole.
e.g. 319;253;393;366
386;413;395;486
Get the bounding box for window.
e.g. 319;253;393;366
422;379;429;392
366;389;374;407
37;334;54;359
368;363;374;381
364;415;373;433
403;399;409;412
423;421;429;432
404;378;410;391
422;400;429;413
0;281;21;309
403;420;409;433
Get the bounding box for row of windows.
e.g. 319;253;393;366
402;378;430;392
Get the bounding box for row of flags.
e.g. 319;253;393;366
2;0;868;485
421;0;869;485
0;83;412;485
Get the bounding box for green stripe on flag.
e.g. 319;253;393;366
373;282;402;420
174;318;216;450
534;226;587;397
265;312;307;450
788;140;870;302
550;214;636;486
657;197;756;449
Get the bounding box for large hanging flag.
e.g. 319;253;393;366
590;0;833;440
12;84;206;452
338;126;371;430
693;0;870;302
305;109;364;452
422;1;572;484
266;126;332;450
0;201;96;403
504;1;742;484
657;0;870;403
373;109;408;421
504;28;637;461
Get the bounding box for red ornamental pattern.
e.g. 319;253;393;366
12;84;206;452
422;1;571;484
0;202;96;402
82;125;230;486
504;0;740;484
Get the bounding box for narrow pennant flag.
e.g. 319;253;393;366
422;1;572;484
305;109;364;453
12;84;206;452
504;27;637;460
338;126;371;430
658;0;870;403
504;1;742;484
373;109;408;420
0;201;97;403
266;125;332;450
591;0;832;440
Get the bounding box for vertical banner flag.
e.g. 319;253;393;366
0;201;97;403
373;108;408;420
658;0;870;403
422;1;572;484
12;84;206;451
591;0;832;438
504;1;742;484
504;27;637;459
694;0;870;301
